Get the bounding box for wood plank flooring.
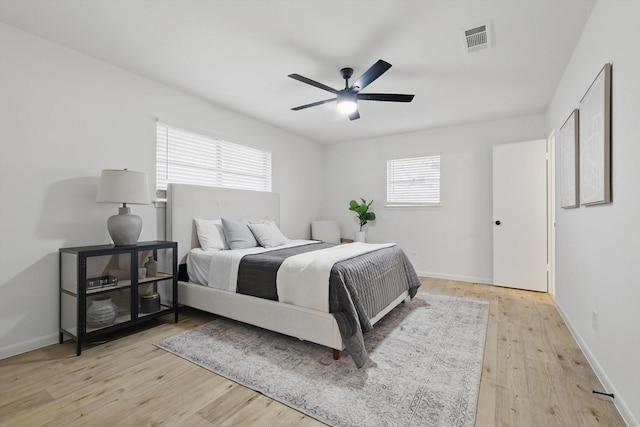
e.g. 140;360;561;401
0;278;627;426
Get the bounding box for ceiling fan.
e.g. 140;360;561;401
288;59;415;121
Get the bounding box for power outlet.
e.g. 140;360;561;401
592;310;599;331
411;251;417;260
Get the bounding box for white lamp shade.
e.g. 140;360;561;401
96;169;151;205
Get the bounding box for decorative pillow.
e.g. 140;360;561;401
194;218;229;251
248;222;289;248
221;218;259;250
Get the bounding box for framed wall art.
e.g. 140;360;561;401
559;109;579;208
579;63;612;205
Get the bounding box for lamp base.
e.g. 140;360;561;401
107;207;142;246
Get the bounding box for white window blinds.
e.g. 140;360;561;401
156;122;272;198
386;155;441;206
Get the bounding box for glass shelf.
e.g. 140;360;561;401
137;273;172;284
138;303;172;318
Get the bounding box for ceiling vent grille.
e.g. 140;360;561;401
463;23;491;53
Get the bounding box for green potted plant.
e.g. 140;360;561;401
349;198;376;242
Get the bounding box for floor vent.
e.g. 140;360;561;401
463;23;491;53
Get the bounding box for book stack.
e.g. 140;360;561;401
86;275;118;290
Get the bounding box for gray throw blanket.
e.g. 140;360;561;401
329;246;420;366
237;243;421;367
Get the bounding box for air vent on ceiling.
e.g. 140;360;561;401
463;23;491;53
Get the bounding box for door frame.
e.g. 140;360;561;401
547;130;556;296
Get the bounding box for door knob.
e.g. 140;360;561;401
495;220;501;225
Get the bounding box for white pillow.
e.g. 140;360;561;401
221;218;259;250
194;218;229;251
248;222;289;248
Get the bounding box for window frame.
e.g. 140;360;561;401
155;121;272;200
386;153;442;208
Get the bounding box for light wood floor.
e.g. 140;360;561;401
0;278;626;426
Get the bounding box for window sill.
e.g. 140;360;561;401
385;204;442;210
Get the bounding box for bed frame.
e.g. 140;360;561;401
166;183;408;358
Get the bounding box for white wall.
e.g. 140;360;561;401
0;24;324;358
322;115;546;283
547;2;640;425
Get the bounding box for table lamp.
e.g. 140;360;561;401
96;169;150;246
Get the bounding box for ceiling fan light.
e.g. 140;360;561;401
337;99;358;114
336;91;357;114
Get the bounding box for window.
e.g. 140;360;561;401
156;122;272;198
386;155;441;206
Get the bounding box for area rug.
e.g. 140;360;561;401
156;293;489;427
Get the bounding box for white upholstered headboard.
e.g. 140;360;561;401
166;184;280;264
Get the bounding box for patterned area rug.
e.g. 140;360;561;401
156;293;489;427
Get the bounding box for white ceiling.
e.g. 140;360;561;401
0;0;595;144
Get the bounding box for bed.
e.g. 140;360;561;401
166;183;420;367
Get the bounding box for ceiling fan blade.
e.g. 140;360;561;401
288;74;338;94
357;93;415;102
291;98;336;111
352;59;392;91
349;109;360;121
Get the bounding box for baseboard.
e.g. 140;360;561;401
416;270;493;285
555;301;638;427
0;333;59;360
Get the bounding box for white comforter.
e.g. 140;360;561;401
276;242;395;312
188;239;315;290
187;240;395;312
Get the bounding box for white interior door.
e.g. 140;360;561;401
493;140;548;292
